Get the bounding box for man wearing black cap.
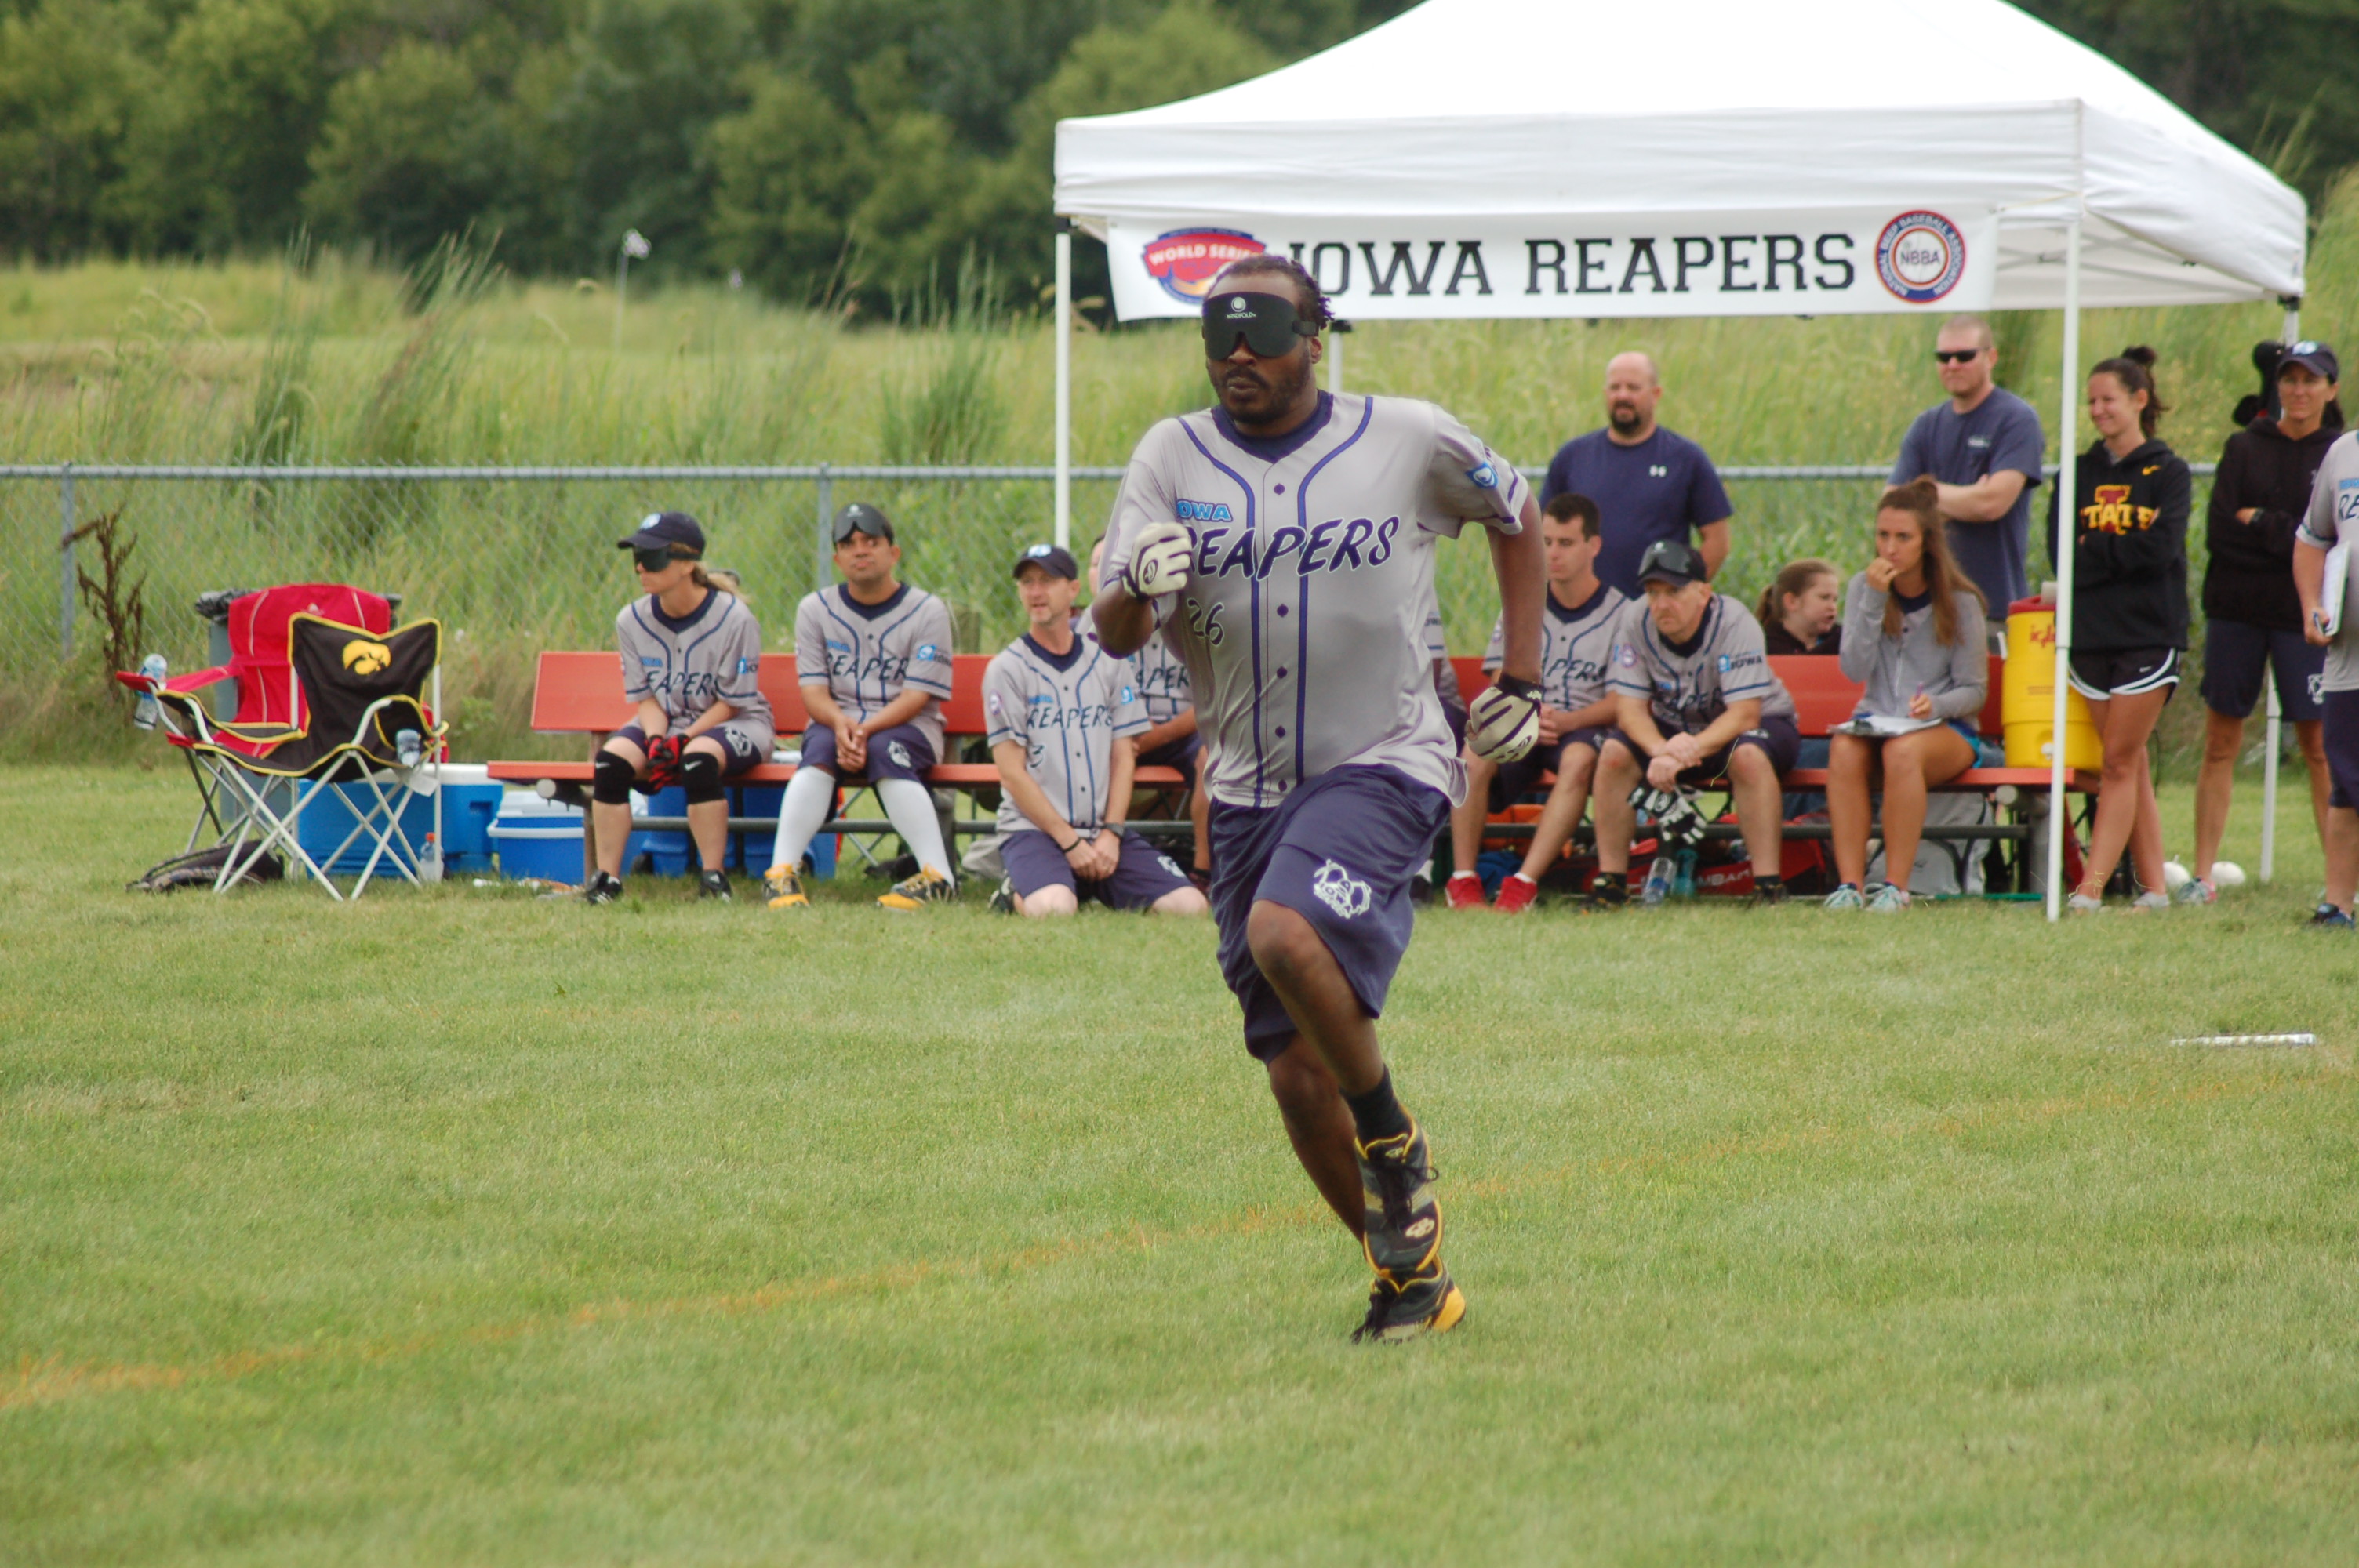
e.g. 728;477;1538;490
982;543;1208;918
2190;341;2343;902
591;510;773;903
765;503;960;911
1590;537;1799;906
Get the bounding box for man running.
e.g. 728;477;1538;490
1094;255;1545;1342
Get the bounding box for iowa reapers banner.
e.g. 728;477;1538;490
1105;209;1997;322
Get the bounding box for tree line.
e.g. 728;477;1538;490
0;0;2348;314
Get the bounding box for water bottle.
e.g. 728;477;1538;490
395;728;422;769
1641;854;1675;906
133;654;167;729
1671;847;1697;901
419;832;444;885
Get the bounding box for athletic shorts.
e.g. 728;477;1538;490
1001;829;1194;910
798;721;936;782
2200;619;2326;722
1136;732;1202;774
1604;713;1800;782
2325;690;2359;811
1209;764;1451;1061
614;720;768;781
1485;727;1609;811
2068;647;2180;701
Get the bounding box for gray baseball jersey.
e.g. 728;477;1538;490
1608;593;1797;732
1125;626;1193;724
2298;430;2359;692
983;633;1150;835
791;583;956;756
615;589;774;742
1100;391;1528;808
1484;581;1628;710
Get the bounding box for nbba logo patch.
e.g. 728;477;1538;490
1875;211;1966;304
342;638;393;675
1142;227;1267;304
1310;858;1372;920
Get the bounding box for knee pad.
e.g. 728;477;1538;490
592;748;635;806
679;750;725;805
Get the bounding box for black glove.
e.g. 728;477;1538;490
1629;784;1707;851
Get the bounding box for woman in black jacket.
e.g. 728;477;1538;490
2048;346;2193;912
2191;343;2341;901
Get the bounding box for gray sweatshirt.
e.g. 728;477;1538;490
1837;574;1988;722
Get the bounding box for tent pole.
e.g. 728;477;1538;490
1328;326;1344;394
2046;212;2083;921
1054;225;1073;551
2260;300;2301;884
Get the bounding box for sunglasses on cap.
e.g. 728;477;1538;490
633;545;697;572
1934;348;1984;365
1202;292;1316;359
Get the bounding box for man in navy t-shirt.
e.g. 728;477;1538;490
1540;352;1734;597
1890;314;2046;619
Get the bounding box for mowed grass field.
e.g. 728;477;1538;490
5;765;2357;1564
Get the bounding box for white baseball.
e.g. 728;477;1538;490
2211;860;2247;889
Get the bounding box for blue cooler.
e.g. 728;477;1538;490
634;786;692;877
430;764;503;874
734;782;834;880
295;781;435;875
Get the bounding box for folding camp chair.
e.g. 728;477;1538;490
157;585;397;854
119;614;445;899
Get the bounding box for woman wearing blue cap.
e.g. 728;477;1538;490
586;511;773;904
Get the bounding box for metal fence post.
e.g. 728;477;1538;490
815;463;833;593
57;462;75;660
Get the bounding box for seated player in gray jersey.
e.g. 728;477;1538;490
1823;479;1989;913
1445;492;1629;913
1591;537;1801;906
763;503;960;913
1089;534;1209;884
586;511;775;905
1093;254;1547;1343
983;544;1208;919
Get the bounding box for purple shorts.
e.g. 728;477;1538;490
2201;619;2325;722
614;721;765;782
798;722;935;782
1485;727;1609;810
1001;829;1194;910
1209;764;1451;1060
2325;690;2359;811
1603;713;1800;782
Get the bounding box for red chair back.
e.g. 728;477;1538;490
226;586;394;726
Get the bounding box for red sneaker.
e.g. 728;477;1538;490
1444;872;1486;909
1494;873;1538;913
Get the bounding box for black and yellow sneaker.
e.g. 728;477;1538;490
1580;872;1628;912
763;862;809;910
1350;1120;1467;1343
877;866;955;911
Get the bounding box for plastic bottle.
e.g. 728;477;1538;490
1671;847;1697;900
1641;853;1674;906
133;654;167;730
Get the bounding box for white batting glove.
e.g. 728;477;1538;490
1466;674;1542;763
1120;521;1192;599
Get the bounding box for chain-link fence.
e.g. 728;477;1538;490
5;461;2218;752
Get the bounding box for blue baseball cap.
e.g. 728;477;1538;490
618;511;704;556
1012;543;1079;579
2281;341;2340;383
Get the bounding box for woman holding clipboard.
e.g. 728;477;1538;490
1821;477;1990;911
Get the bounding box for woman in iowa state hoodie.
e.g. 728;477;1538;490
2045;345;2193;910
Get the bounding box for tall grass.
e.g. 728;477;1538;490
6;175;2357;759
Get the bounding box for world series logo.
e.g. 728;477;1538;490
1143;227;1268;304
1875;211;1966;304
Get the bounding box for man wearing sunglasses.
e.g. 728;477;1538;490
1891;314;2046;621
765;502;961;912
1094;254;1546;1344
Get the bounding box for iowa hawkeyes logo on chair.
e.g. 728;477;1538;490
342;638;394;675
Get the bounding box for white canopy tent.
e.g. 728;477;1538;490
1049;0;2308;917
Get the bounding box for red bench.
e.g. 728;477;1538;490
1450;652;2091;890
487;652;1188;879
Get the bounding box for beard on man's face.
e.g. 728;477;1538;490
1212;347;1314;423
1607;401;1644;434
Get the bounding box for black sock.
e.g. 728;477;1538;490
1343;1069;1412;1145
